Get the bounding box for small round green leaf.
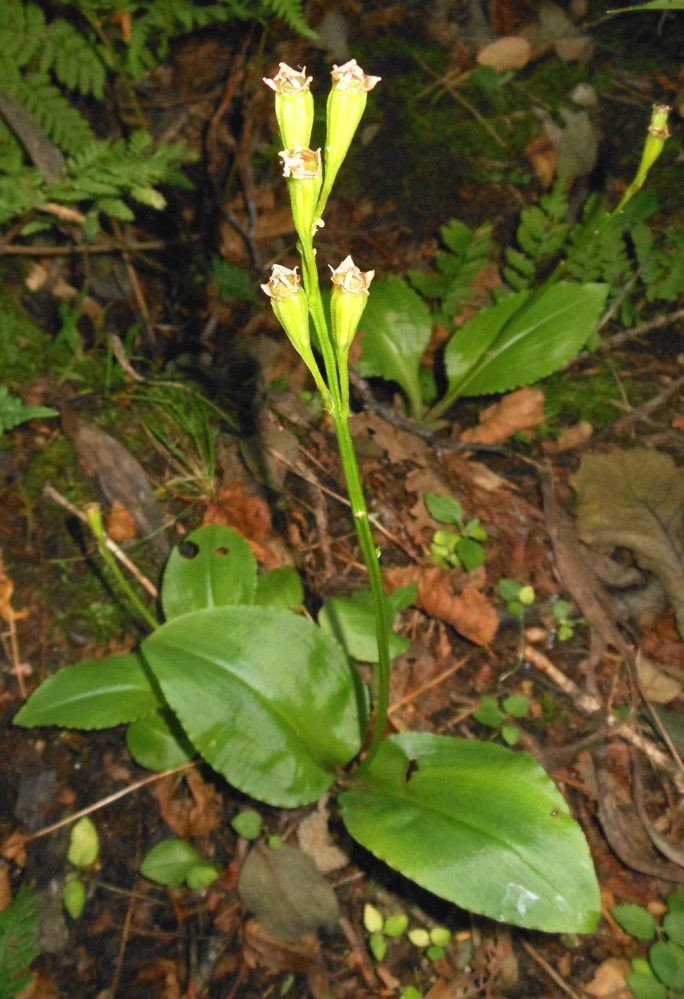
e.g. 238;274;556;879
664;911;684;946
140;839;204;887
363;903;384;934
625;969;667;999
650;940;684;990
503;695;530;719
384;913;409;938
611;904;657;941
161;524;257;620
231;810;263;840
424;493;463;525
254;566;304;610
142;606;365;807
340;733;600;933
185;863;219;890
67;817;99;868
63;878;87;919
369;932;387;961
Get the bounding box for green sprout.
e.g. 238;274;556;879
612;890;684;999
425;492;487;571
473;694;530;746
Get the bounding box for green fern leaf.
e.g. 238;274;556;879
0;882;40;999
41;19;107;99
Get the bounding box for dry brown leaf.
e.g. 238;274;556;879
238;843;339;942
242;919;330;999
525;132;557;187
572;449;684;637
548;420;593;453
477;36;531;71
150;768;220;840
298;798;349;873
461;388;545;444
636;649;682;704
0;864;10;912
202;479;278;566
385;566;498;645
583;957;632;998
105;500;137;543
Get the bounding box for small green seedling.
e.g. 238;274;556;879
0;385;57;436
473;694;530;746
140;839;219;890
63;816;100;919
612;892;684;999
553;599;578;642
231;809;264;840
363;903;409;961
425;493;487;572
498;579;536;620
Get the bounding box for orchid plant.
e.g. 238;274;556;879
15;60;600;934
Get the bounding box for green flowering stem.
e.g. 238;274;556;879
609;103;670;219
331;412;391;767
84;503;159;631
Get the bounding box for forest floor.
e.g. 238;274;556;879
2;2;684;997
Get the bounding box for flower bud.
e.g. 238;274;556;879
261;264;331;406
318;60;380;218
263;63;314;149
278;146;323;244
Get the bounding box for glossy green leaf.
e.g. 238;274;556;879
13;653;160;730
318;585;415;663
125;709;196;772
356;277;432;420
161;524;256;620
142;606;365;807
340;732;600;933
445;282;609;398
254;566;304;610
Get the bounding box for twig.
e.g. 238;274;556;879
520;939;584;999
524;644;684;793
610;364;684;435
0;240;166;256
43;482;158;598
338;915;380;989
18;763;197;844
388;656;468;714
348;370;509;455
413;55;508;149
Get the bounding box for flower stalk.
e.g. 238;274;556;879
262;61;388;764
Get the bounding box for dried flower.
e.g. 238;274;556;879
261;265;331;406
317;60;380;220
263;63;314;149
278;148;323;244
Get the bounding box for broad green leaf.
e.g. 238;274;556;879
161;524;256;620
318;585;415;663
610;0;684;10
125;709;196;772
254;566;304;610
13;653;160;730
612;903;657;941
140;840;214;888
340;733;600;933
142;607;365;807
445;282;609;398
356;277;432;420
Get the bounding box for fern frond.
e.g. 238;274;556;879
0;882;40;999
41;18;107;99
0;0;45;71
258;0;317;38
5;74;94;156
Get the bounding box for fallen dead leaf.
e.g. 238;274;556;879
105;500;137;543
202;479;279;566
583;957;632;998
298;798;349;873
242;919;330;999
572;449;684;638
544;419;593;453
477;36;531;71
460;387;545;444
385;566;498;645
150;768;220;840
636;649;682;703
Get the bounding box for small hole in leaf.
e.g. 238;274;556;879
213;547;229;557
178;541;199;560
